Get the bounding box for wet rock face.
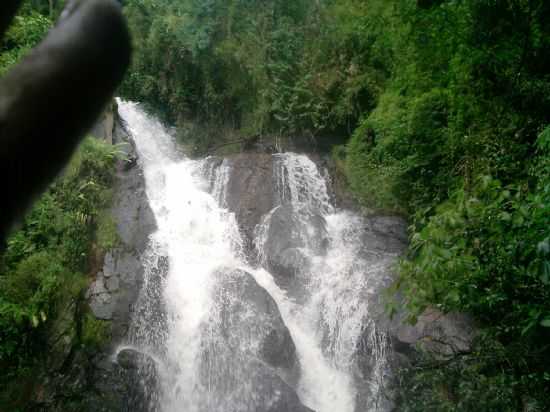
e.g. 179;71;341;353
209;269;297;373
223;153;278;251
389;308;478;359
195;269;310;412
87;118;156;338
271;247;310;284
90;118;158;403
246;365;315;412
76;114;158;410
117;349;161;412
111;125;156;253
362;215;408;255
259;205;328;288
197;357;314;412
88;250;142;341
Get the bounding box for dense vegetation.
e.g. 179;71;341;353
122;0;549;409
0;2;119;407
0;135;120;406
121;0;393;153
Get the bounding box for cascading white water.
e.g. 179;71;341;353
118;101;245;411
255;154;395;412
273;153;333;214
117;100;395;412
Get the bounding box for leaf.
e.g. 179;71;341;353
540;318;550;328
521;321;536;336
537;238;550;255
540;261;550;285
512;214;525;227
499;211;511;222
447;289;460;303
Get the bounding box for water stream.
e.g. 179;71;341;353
117;101;395;412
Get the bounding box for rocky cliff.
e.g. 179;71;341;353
30;102;157;411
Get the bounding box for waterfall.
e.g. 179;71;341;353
117;101;396;412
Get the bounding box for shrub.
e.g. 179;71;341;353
0;137;119;403
80;313;111;349
96;212;119;252
393;127;550;408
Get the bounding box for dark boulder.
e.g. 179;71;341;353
272;248;311;284
389;308;478;359
223;153;278;252
117;348;161;412
258;205;328;287
247;364;315;412
196;358;314;412
208;269;297;373
361;215;408;255
193;269;311;411
117;348;156;370
110;140;156;254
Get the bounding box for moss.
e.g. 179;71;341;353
80;313;111;349
96;212;119;252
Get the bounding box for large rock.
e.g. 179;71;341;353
389;308;478;359
192;269;310;411
87;115;156;335
117;348;161;412
196;357;314;412
273;247;310;281
237;363;315;412
87;250;143;341
99;114;155;323
223;153;278;251
79;110;158;410
110;123;156;253
258;205;328;287
208;269;297;373
361;215;408;255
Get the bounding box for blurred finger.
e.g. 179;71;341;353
0;0;131;241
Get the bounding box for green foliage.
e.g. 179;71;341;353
0;0;55;75
0;137;118;404
346;0;549;212
96;212;119;252
395;336;549;411
392;128;550;408
80;313;110;349
121;0;394;152
399;172;550;327
22;1;67;18
3;252;67;315
341;9;550;407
